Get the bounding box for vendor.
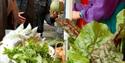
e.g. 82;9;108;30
73;0;125;33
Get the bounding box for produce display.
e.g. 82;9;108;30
67;21;125;63
4;38;53;63
0;7;124;63
0;24;64;63
54;9;125;63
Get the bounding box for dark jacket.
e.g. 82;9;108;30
17;0;49;19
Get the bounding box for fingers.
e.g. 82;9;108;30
19;12;24;14
19;16;26;20
18;18;25;23
18;12;26;24
18;12;26;20
50;11;58;18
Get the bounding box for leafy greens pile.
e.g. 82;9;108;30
68;21;124;63
4;38;61;63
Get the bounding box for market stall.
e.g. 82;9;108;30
0;0;125;63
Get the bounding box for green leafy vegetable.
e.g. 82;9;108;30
72;21;112;56
91;39;123;63
116;9;125;31
68;21;123;63
4;38;54;63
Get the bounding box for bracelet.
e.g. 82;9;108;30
80;10;84;18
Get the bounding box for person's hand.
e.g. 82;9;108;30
50;11;58;19
72;11;80;20
18;12;26;24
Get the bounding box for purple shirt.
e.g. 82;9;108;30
74;0;119;23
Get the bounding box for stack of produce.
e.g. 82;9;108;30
67;21;125;63
55;9;125;63
4;39;53;63
0;24;63;63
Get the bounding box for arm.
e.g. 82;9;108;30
73;0;119;23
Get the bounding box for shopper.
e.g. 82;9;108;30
17;0;50;37
73;0;125;33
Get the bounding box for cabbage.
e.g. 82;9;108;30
50;0;64;13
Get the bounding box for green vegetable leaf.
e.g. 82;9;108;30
74;21;112;57
68;21;113;62
4;38;54;63
116;9;125;31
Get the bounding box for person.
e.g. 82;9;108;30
72;0;125;33
0;0;6;40
0;0;20;40
73;0;125;60
17;0;50;37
